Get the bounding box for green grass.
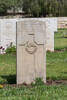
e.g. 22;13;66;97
47;51;67;80
0;54;16;84
55;28;67;50
0;85;67;100
0;28;67;99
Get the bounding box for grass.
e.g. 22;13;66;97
55;28;67;50
0;28;67;99
47;51;67;80
0;85;67;100
0;54;16;84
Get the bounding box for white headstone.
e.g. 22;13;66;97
0;20;1;37
46;18;57;51
0;19;17;54
17;19;46;84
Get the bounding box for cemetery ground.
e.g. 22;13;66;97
0;29;67;99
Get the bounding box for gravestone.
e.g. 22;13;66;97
0;20;1;54
0;19;16;54
17;20;46;84
58;17;67;28
46;18;57;51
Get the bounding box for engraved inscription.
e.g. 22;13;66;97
18;20;45;45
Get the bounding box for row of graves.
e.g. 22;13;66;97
58;17;67;28
0;18;57;84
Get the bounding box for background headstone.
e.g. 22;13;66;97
46;18;57;52
17;20;46;84
0;19;17;54
58;17;67;28
0;20;2;54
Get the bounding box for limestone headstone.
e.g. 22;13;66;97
0;19;16;52
17;20;46;84
46;18;57;51
0;20;1;54
58;17;67;28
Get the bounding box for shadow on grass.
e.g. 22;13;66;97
61;72;67;74
47;76;67;81
0;75;16;84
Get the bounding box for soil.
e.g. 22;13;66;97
46;79;67;85
3;80;67;88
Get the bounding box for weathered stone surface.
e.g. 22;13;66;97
0;20;2;54
17;20;46;84
17;18;57;52
0;19;17;54
45;18;57;51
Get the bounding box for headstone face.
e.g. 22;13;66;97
0;19;16;54
0;20;2;54
17;20;46;84
46;18;57;52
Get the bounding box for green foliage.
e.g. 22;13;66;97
0;0;23;15
5;43;16;54
23;0;46;17
45;0;58;17
23;0;67;17
31;78;44;86
0;0;67;17
0;0;9;15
